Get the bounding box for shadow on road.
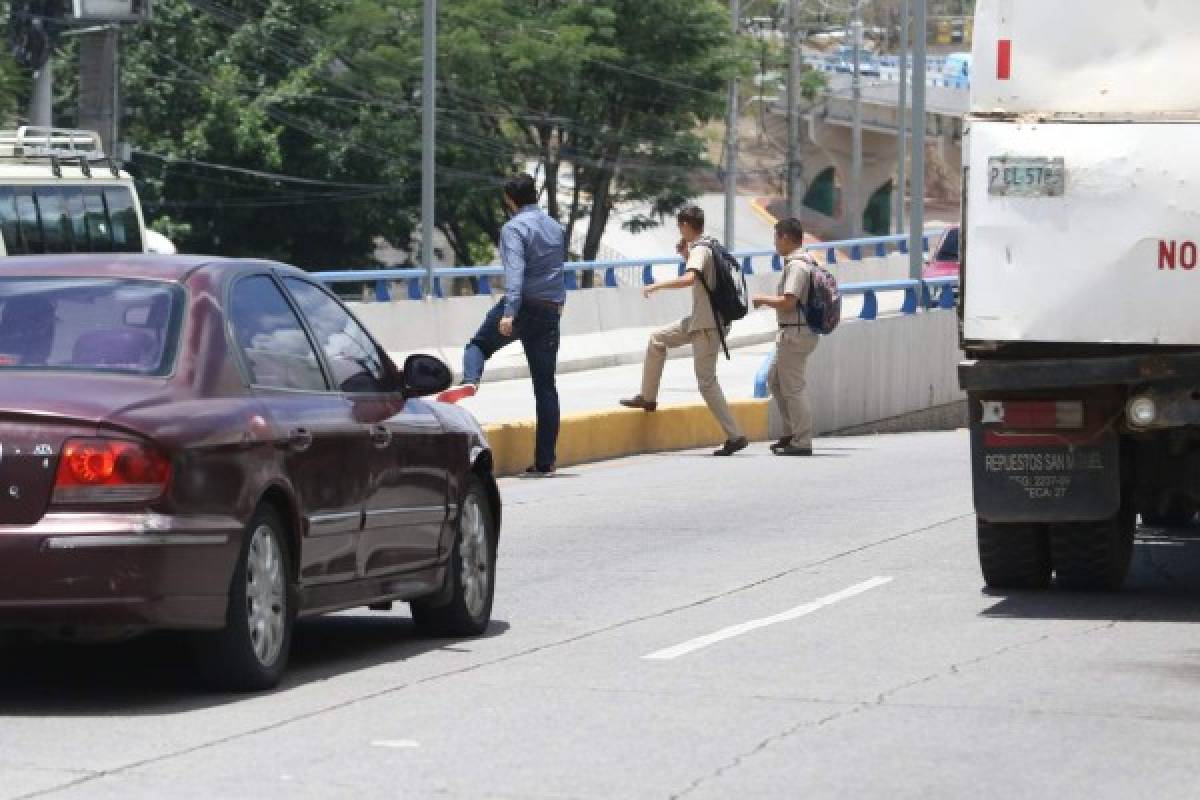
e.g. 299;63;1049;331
981;527;1200;623
0;614;510;716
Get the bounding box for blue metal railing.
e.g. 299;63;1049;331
312;230;945;303
752;273;960;399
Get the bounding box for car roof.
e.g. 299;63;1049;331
0;254;307;283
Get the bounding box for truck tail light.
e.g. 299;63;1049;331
982;400;1084;430
53;438;171;504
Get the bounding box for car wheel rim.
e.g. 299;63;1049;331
459;495;490;619
245;524;286;667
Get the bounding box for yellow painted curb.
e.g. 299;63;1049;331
750;197;779;227
483;400;770;477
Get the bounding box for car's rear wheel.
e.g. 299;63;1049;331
194;506;293;691
411;476;496;636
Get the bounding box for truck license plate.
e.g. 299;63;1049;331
988;156;1065;197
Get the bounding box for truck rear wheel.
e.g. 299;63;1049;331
976;520;1051;589
1049;507;1135;591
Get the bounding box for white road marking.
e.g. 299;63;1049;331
642;576;895;661
370;739;421;749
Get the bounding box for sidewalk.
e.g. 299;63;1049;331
457;339;772;426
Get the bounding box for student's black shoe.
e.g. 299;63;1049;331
619;395;657;412
521;464;557;478
712;437;749;457
770;436;792;453
775;444;813;457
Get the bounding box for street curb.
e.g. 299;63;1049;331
482;399;770;477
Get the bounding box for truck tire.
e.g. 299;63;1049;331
1050;507;1135;591
976;520;1051;590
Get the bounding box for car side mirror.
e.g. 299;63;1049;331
402;353;453;397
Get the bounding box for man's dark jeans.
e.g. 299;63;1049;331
463;300;561;469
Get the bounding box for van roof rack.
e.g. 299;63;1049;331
0;127;119;178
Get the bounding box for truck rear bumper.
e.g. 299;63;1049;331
960;351;1200;392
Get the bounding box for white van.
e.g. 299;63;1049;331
0;127;148;256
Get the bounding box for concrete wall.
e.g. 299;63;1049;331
769;309;964;438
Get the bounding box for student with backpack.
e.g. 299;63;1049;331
752;217;839;456
619;205;749;456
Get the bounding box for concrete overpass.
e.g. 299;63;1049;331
777;75;968;241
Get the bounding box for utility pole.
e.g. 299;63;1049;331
77;27;120;157
895;0;909;233
849;1;863;238
29;59;53;127
725;0;739;251
421;0;436;297
786;0;802;219
909;0;927;282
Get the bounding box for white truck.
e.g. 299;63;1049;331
959;0;1200;590
0;127;151;256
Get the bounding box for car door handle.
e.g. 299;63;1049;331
288;428;314;452
369;425;392;449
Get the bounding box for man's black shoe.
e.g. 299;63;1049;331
713;436;749;457
776;444;813;457
521;464;557;478
770;436;792;454
620;395;657;412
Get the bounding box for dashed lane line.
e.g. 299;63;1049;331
643;576;895;661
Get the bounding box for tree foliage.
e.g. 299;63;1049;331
0;0;744;271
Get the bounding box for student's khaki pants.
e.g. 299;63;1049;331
640;320;742;441
768;327;819;447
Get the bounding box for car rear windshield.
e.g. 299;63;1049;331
936;228;960;262
0;278;181;375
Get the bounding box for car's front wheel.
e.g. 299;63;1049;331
411;475;496;636
194;506;293;691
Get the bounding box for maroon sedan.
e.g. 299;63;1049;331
0;255;501;690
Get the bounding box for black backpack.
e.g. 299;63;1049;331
695;237;749;359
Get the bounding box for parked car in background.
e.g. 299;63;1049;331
942;52;972;88
832;46;882;77
924;225;960;280
0;255;501;691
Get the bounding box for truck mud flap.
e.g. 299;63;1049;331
970;423;1120;524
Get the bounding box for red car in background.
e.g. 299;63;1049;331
0;255;501;691
923;225;960;280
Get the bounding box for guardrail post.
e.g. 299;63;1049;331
408;279;422;300
898;240;908;255
874;242;887;258
742;256;753;276
771;253;782;271
920;281;933;309
902;285;918;314
642;264;654;285
850;245;863;261
564;271;578;291
859;290;878;320
605;267;618;288
939;285;956;309
434;277;445;298
478;275;492;295
375;280;391;302
825;248;837;265
753;347;775;399
677;261;687;278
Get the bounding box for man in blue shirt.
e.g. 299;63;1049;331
454;173;566;476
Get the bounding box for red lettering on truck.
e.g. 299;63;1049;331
1159;240;1198;270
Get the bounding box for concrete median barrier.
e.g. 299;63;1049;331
482;399;770;477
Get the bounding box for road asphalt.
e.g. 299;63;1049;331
5;429;1200;799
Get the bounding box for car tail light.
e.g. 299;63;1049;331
981;400;1083;430
53;438;171;504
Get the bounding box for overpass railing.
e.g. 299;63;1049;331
312;231;950;306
